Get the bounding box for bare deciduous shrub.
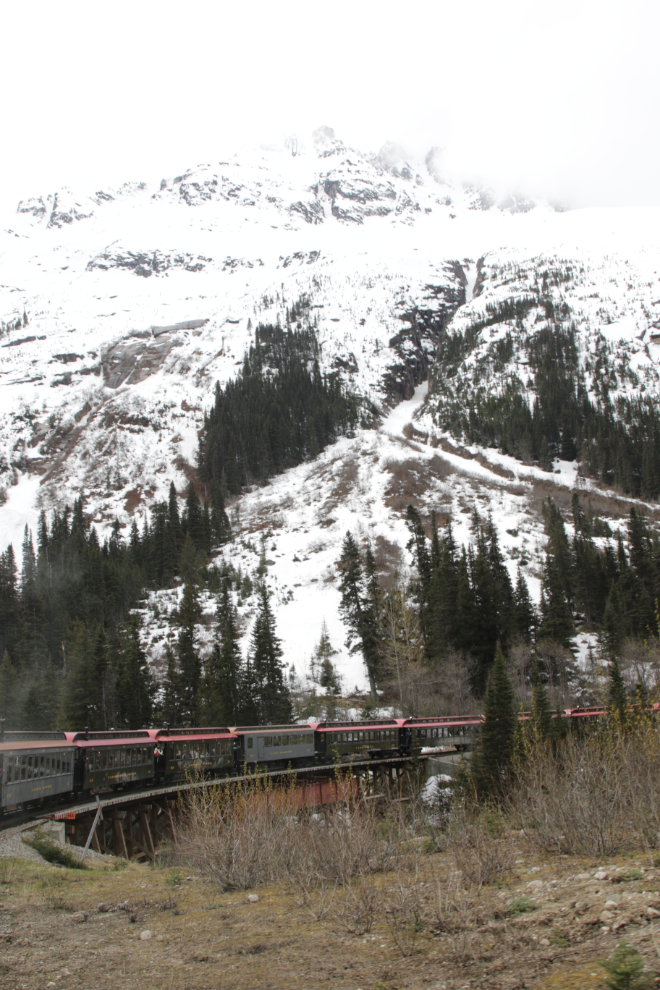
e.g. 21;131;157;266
336;877;381;935
446;808;515;888
509;726;660;857
174;776;403;891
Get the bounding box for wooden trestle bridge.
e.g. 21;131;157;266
37;754;437;862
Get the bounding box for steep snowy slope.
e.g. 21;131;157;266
1;133;659;688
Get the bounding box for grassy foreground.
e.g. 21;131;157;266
2;841;660;990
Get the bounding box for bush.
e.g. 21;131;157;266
601;942;648;990
173;774;405;891
23;836;86;870
508;724;660;857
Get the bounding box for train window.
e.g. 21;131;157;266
358;732;363;741
281;735;288;746
274;736;281;747
247;737;253;750
306;734;312;744
6;763;11;783
119;751;125;768
264;737;272;747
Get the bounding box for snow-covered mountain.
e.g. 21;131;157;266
1;130;659;689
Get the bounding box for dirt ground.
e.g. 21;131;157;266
2;842;660;990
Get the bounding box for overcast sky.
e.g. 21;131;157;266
1;0;658;216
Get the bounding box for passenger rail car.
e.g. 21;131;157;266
402;716;482;751
314;719;401;762
65;730;155;792
0;732;73;812
232;725;315;768
149;727;236;778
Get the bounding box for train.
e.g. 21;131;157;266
0;705;615;815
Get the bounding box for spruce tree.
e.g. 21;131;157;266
607;656;628;727
512;569;535;642
471;641;517;799
202;580;243;725
337;532;379;703
0;649;19;728
159;644;181;726
115;619;154;729
311;620;341;694
59;620;101;730
249;584;292;724
176;579;202;724
530;660;552;740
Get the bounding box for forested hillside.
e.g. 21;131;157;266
426;260;660;498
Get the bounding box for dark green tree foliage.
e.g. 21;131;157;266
176;578;202;724
608;657;628;725
0;498;152;730
337;533;382;703
201;579;243;725
470;642;518;798
406;510;517;692
199;322;360;494
537;500;575;647
512;569;535;642
114;619;154;729
0;649;19;725
433;296;660;497
248;585;292;724
530;661;552;739
59;620;100;730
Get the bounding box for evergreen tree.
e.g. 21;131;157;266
159;644;181;726
530;660;552;740
249;584;292;724
470;642;517;798
512;569;535;642
337;532;380;702
201;580;243;725
59;620;100;730
0;649;19;728
176;579;202;724
183;483;206;554
115;619;154;729
310;620;341;694
603;581;625;657
607;656;628;727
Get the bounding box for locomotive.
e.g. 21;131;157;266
0;707;607;815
